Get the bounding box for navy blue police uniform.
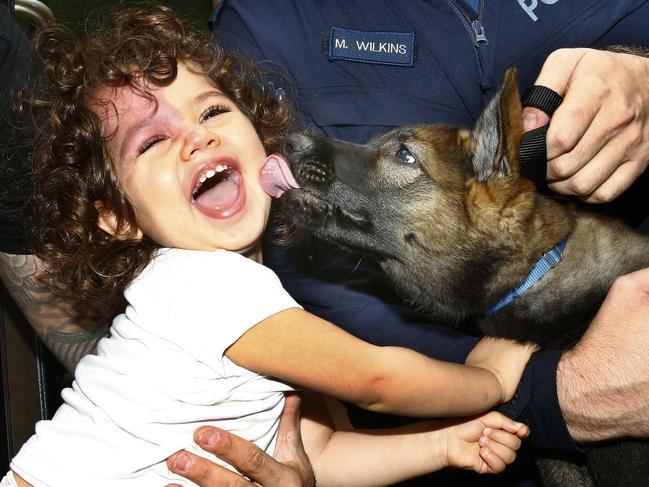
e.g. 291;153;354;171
209;1;649;479
0;5;36;255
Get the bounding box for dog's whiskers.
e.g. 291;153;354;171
350;256;364;276
295;158;334;185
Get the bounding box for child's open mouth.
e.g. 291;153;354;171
191;160;245;218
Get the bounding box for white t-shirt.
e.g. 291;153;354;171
11;248;301;487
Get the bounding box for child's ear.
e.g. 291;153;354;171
470;68;523;181
95;202;143;241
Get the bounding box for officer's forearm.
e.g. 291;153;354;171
0;252;109;373
557;272;649;443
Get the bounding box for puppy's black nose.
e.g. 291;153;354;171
283;133;315;157
281;133;335;186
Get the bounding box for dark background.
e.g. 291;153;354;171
47;0;212;30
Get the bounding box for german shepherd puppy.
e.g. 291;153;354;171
267;69;649;486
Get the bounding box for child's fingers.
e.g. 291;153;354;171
503;421;530;438
483;427;522;451
479;433;518;465
479;445;508;473
473;414;527;474
514;423;531;438
479;412;530;438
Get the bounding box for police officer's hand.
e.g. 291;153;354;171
522;47;649;203
165;393;314;487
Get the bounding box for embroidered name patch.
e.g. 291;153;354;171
328;26;415;67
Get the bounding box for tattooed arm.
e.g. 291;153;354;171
0;252;109;373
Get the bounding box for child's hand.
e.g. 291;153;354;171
465;337;538;402
443;411;531;474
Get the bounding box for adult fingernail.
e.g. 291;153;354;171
198;429;219;448
523;111;537;131
172;452;193;472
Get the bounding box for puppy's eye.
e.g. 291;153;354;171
397;147;417;164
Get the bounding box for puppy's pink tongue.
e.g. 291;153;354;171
260;154;300;198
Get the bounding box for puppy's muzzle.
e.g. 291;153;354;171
282;133;335;187
282;133;376;194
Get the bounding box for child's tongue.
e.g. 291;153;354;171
260;154;300;197
195;180;239;212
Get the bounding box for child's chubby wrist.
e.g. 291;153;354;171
422;422;451;470
465;337;537;404
429;419;467;470
397;421;451;471
480;368;507;404
464;363;509;405
481;367;509;404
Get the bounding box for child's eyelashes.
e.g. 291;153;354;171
137;135;168;155
134;104;230;156
200;104;231;123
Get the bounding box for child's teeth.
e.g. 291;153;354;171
216;164;225;172
206;169;215;178
199;175;207;183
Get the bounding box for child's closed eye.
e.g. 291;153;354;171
137;134;168;155
200;104;231;123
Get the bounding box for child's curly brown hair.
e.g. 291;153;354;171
27;4;293;324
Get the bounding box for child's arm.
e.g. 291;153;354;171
226;308;535;417
300;393;530;487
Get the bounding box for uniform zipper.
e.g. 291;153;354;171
446;0;492;92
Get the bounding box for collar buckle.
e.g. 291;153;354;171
542;246;563;267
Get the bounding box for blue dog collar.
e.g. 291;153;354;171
488;239;568;314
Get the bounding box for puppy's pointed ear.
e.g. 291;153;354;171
470;68;523;181
95;202;143;241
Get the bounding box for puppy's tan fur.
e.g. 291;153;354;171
279;69;649;486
